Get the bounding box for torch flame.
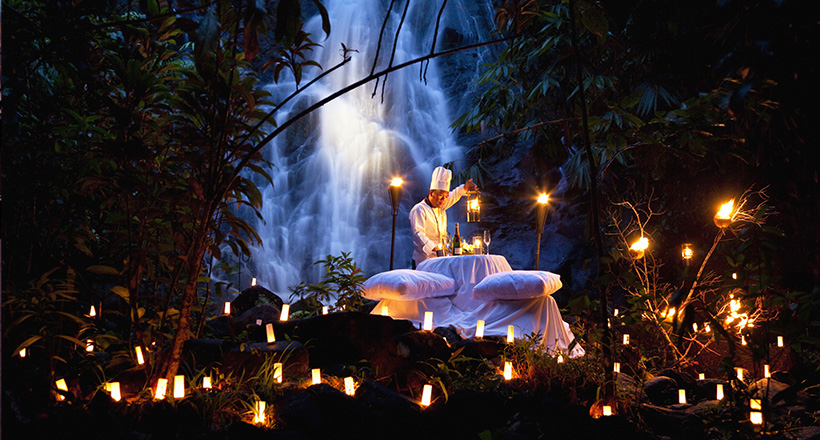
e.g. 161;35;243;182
390;178;403;187
537;193;549;204
630;237;649;252
716;199;735;220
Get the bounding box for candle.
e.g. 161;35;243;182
89;305;97;317
381;304;389;316
678;389;687;404
750;411;763;425
698;373;705;380
423;311;433;331
693;323;699;332
613;308;619;317
202;376;212;389
322;306;329;315
704;323;711;332
507;325;515;344
750;398;761;410
741;335;747;345
344;377;356;396
107;382;121;402
764;364;770;378
602;405;612;416
280;304;290;321
475;320;485;338
173;375;185;398
251;277;257;287
135;346;145;365
503;361;512;380
716;383;724;400
421;384;432;406
613;362;620;373
253;400;266;424
557;354;564;363
274;363;283;383
86;339;94;352
623;334;630;345
55;378;68;401
736;367;744;381
155;378;168;400
266;323;276;343
19;348;27;358
777;336;784;347
311;368;321;385
223;301;231;315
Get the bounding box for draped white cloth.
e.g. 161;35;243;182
369;254;585;357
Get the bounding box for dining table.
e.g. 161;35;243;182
416;254;513;311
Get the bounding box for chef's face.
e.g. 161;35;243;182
428;190;448;208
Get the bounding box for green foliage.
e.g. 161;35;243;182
289;252;367;313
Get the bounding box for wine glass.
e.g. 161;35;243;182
441;232;451;255
483;230;491;255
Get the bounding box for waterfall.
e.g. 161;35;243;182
246;0;495;295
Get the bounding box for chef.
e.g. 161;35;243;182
409;166;477;267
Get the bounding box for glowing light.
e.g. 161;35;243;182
251;277;257;287
663;307;676;319
173;375;185;398
106;382;122;402
557;354;564;363
602;406;612;416
507;325;515;344
623;334;630;345
89;305;97;317
135;346;145;365
55;378;68;401
344;377;356;396
274;363;283;383
86;339;94;352
741;335;747;345
681;243;694;261
266;323;275;343
537;193;549;204
475;320;485;338
678;389;687;404
716;384;724;400
613;362;620;373
693;323;699;333
155;378;168;400
613;308;619;317
764;364;770;378
732;272;738;280
423;311;434;331
223;301;231;315
202;376;212;389
750;398;762;410
19;348;27;358
777;336;784;347
714;199;735;228
704;323;711;332
421;384;432;406
736;368;744;381
253;400;266;424
381;305;389;316
750;411;763;425
311;368;321;385
322;306;329;315
280;304;290;321
629;237;649;259
391;178;403;187
698;373;705;380
503;361;512;380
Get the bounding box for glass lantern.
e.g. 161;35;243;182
466;191;480;223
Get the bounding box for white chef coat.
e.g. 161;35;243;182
409;184;467;265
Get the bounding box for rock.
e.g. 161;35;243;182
452;337;504;361
694;378;733;402
643;376;679;405
433;325;463;345
183;338;229;367
749;378;791;406
204;315;236;339
231;285;283;317
639;403;699;438
236;303;280;328
221;340;309;380
274;383;377;438
615;371;646;402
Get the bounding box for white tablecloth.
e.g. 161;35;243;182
416;254;513;311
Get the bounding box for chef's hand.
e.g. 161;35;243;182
465;179;478;192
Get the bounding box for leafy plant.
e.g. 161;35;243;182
289;252;367;313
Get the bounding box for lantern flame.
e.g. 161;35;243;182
390;178;403;187
203;376;212;389
537;193;549;204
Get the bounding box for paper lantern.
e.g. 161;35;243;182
311;368;321;385
155;378;168;400
253;400;266;424
273;363;283;383
764;364;770;378
202;376;212;389
266;323;276;343
19;348;27;358
322;306;329;315
623;334;630;345
750;411;763;425
777;336;784;347
613;362;620;373
698;373;705;380
736;367;744;381
704;323;711;332
421;384;432;406
135;346;145;365
503;361;512;380
86;339;94;352
381;304;389;316
423;311;433;331
251;277;257;287
344;377;356;396
557;354;564;364
741;335;747;346
223;301;231;315
280;304;290;321
475;320;485;338
678;389;687;404
89;305;97;318
173;375;185;398
106;382;122;402
613;308;619;317
750;398;761;410
716;383;724;400
602;405;612;417
507;325;515;344
256;319;262;326
55;378;68;401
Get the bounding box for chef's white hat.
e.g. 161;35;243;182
430;166;452;191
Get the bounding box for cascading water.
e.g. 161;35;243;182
245;0;495;295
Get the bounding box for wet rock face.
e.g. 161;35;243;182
643;375;680;405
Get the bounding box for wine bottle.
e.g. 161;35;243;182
453;223;462;255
